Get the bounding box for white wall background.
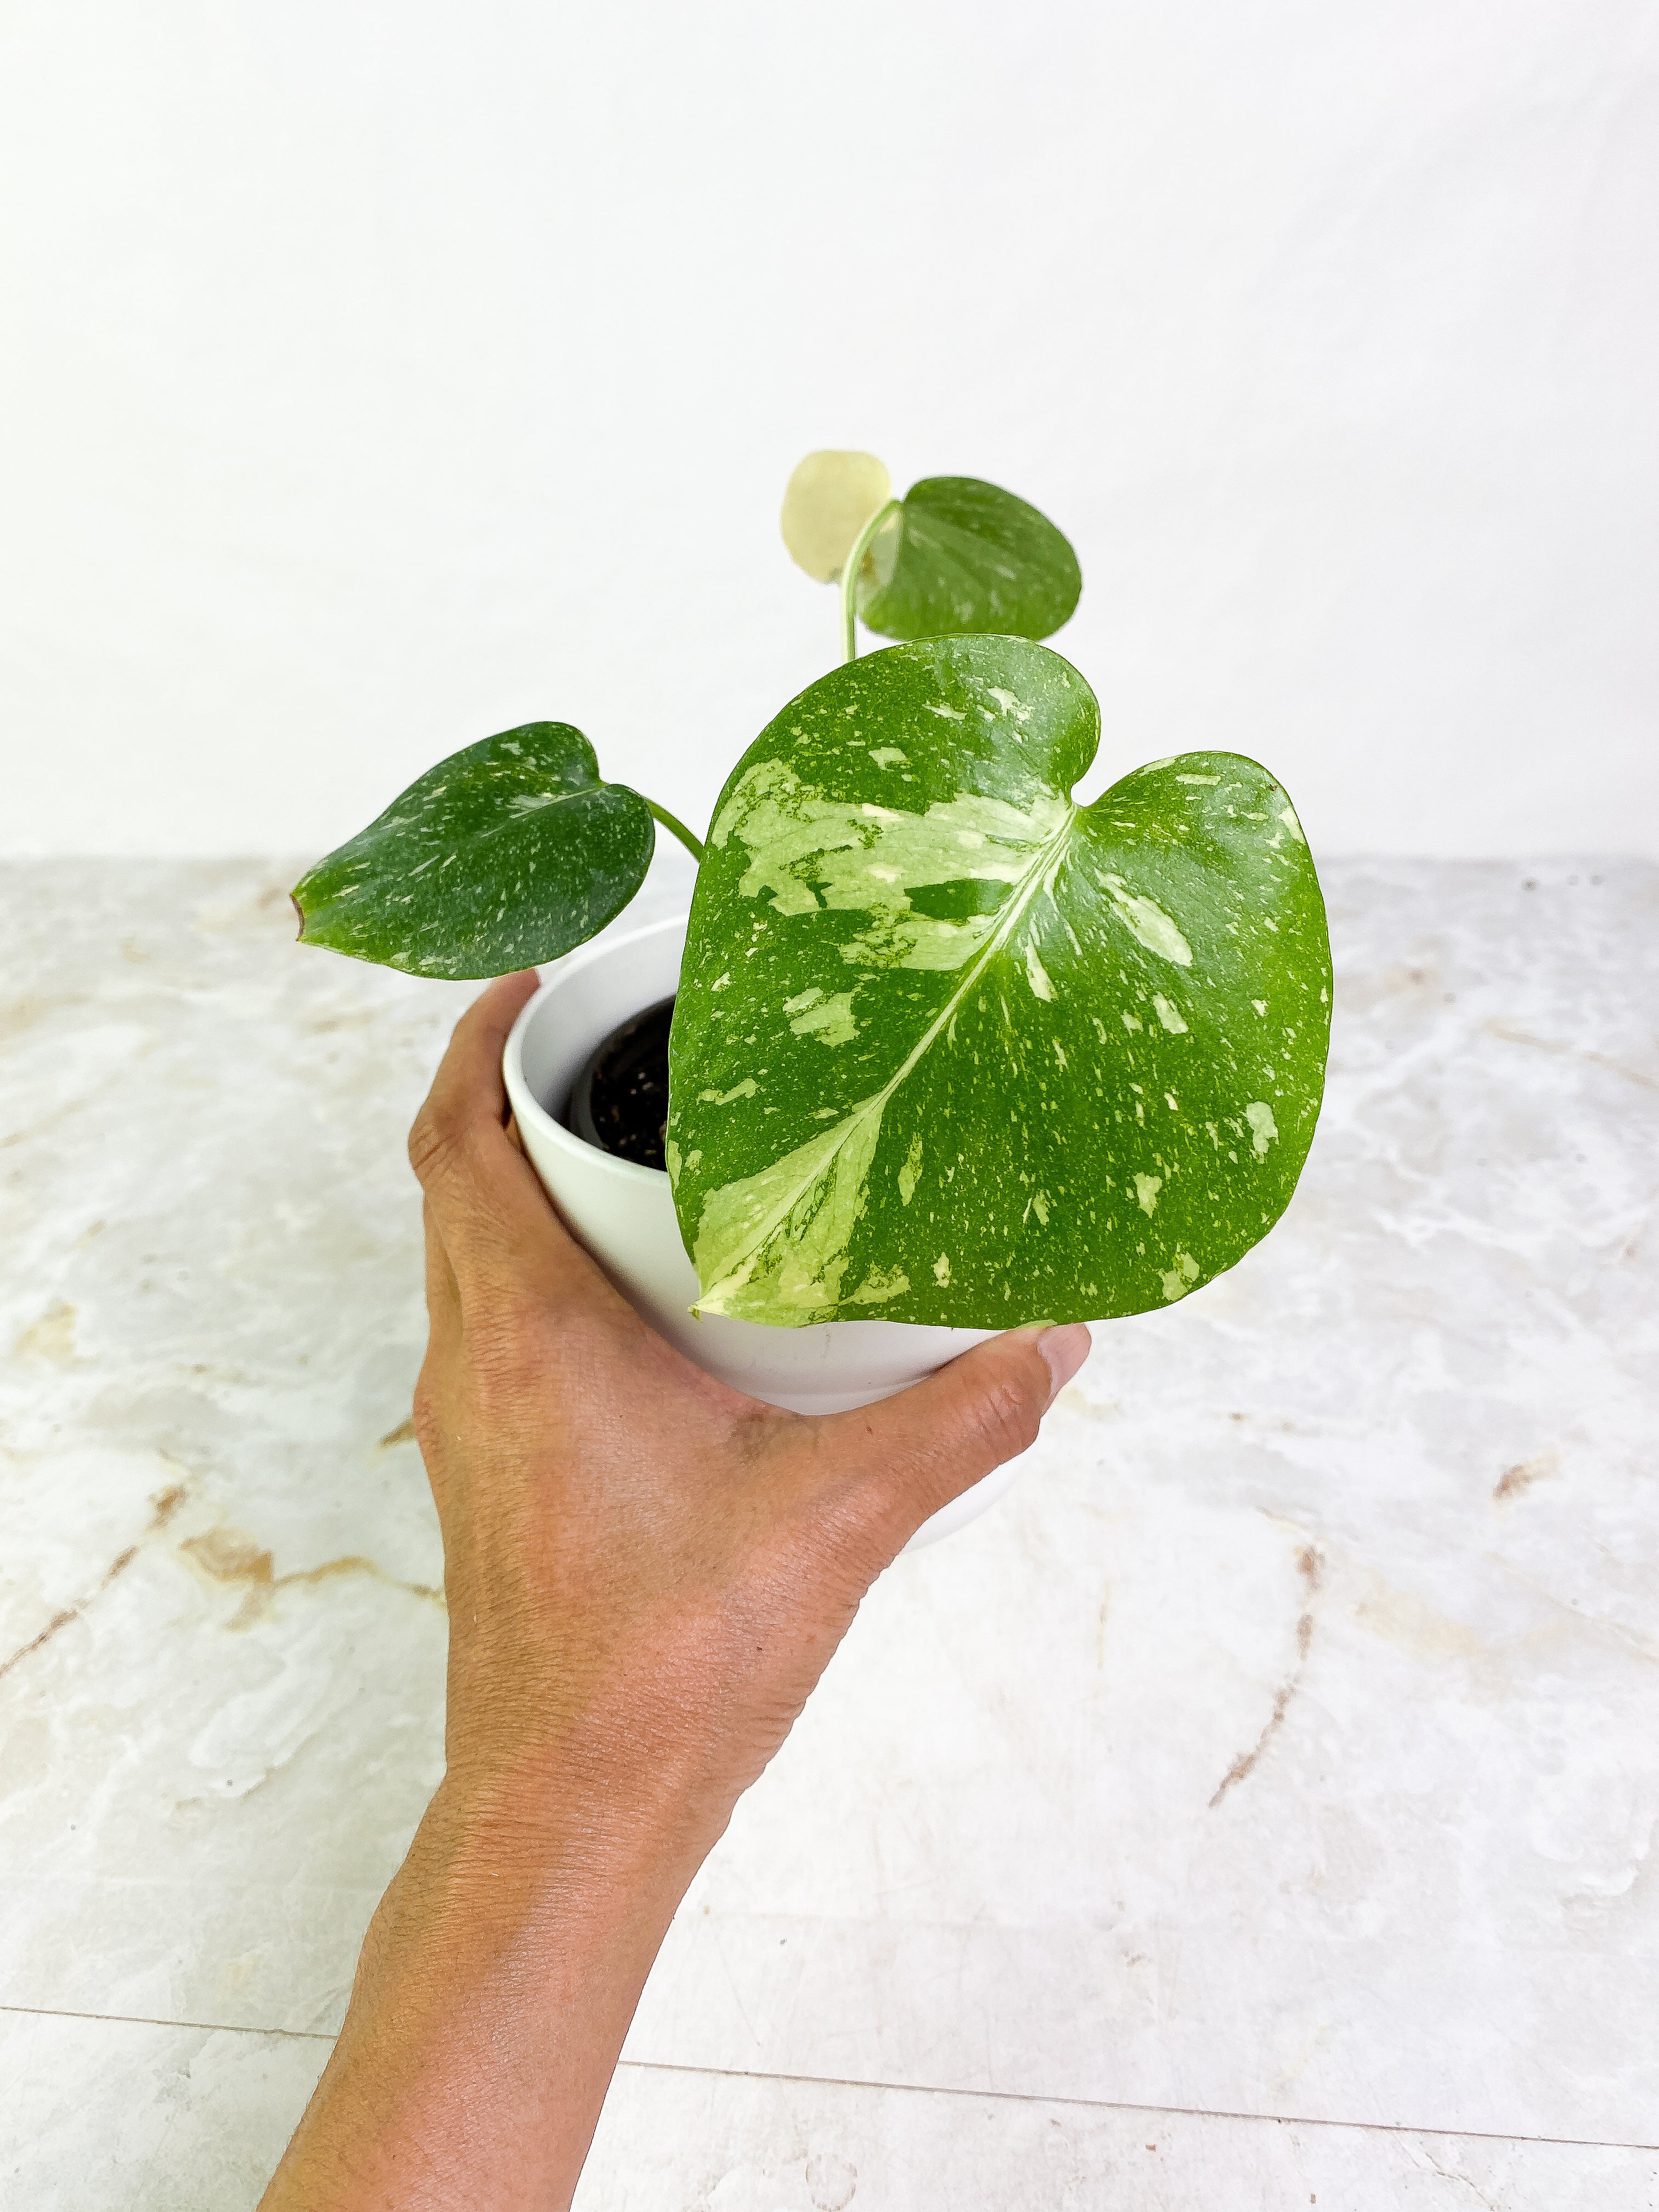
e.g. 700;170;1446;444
2;1;1655;860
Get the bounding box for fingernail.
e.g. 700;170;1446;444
1038;1323;1091;1408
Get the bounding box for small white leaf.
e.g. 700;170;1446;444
781;450;891;582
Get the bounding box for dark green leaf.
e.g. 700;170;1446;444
293;723;654;979
857;477;1081;644
668;637;1329;1328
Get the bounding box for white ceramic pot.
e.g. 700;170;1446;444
501;914;1030;1551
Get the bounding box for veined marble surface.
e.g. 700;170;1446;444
1;856;1656;2208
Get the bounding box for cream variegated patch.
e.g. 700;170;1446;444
710;756;1071;980
693;1096;887;1320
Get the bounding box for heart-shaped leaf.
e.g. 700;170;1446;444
293;723;654;979
667;637;1329;1328
856;477;1081;644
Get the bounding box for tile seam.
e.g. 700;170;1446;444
4;2003;1656;2154
0;2001;335;2044
613;2057;1659;2155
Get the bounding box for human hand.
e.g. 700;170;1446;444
262;970;1088;2210
413;972;1090;1872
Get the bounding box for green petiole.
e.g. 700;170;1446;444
645;798;707;865
839;499;902;663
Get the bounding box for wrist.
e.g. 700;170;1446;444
438;1648;744;1894
427;1773;695;1908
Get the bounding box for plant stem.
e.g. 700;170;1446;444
645;799;706;866
839;499;902;664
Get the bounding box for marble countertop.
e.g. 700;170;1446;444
2;856;1656;2209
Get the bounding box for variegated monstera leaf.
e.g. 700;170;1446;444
858;476;1081;643
667;637;1330;1328
291;723;654;979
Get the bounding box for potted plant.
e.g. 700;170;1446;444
293;453;1331;1545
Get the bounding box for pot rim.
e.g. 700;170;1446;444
503;911;690;1192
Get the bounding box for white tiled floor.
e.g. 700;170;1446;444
5;2013;1656;2212
2;856;1656;2205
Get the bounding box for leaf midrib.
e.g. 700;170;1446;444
317;778;629;931
697;800;1079;1307
390;776;612;855
891;512;1024;599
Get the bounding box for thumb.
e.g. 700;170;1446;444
825;1322;1091;1553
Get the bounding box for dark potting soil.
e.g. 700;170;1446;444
567;996;674;1170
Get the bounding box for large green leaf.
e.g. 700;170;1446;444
293;723;654;979
857;477;1081;644
667;637;1329;1328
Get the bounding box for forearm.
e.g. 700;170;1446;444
261;1769;692;2210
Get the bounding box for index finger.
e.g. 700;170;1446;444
408;970;544;1252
